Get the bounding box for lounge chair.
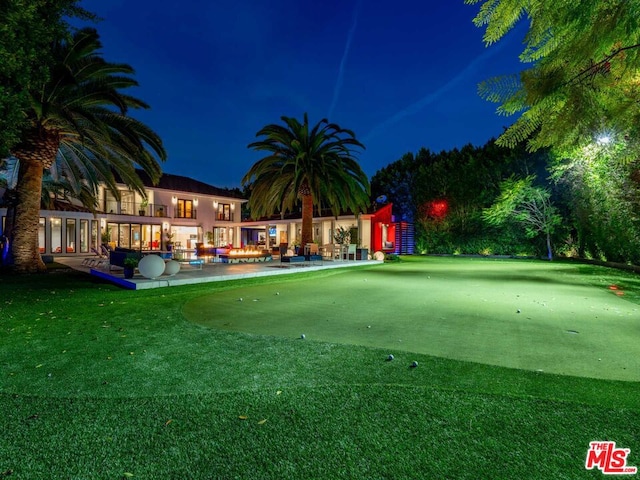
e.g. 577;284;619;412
82;247;108;268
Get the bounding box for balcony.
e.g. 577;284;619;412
215;212;234;222
103;201;168;217
174;209;197;220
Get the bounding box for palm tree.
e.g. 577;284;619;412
243;113;369;248
7;28;166;273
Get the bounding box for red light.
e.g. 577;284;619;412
421;199;448;219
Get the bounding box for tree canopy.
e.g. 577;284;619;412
244;114;369;248
483;175;561;260
0;0;93;158
466;0;640;160
7;27;166;272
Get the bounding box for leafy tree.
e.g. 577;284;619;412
243;113;369;248
0;0;93;158
7;28;166;273
551;144;640;264
466;0;640;161
372;139;550;254
483;176;562;260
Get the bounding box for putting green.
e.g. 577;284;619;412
183;257;640;381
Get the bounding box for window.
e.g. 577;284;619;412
217;203;231;221
80;220;89;253
104;190;119;214
131;224;141;249
213;227;227;246
66;218;76;253
104;189;138;215
105;222;162;249
176;199;196;219
91;220;98;252
50;218;62;253
38;218;46;253
118;223;131;248
120;190;135;215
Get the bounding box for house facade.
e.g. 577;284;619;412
1;171;406;259
0;171;246;258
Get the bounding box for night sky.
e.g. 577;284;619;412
77;0;527;188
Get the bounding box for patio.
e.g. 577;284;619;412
56;255;381;290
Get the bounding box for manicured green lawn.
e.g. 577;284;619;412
185;256;640;381
1;257;638;479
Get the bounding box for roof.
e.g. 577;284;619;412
133;169;245;200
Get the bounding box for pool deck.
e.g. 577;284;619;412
56;256;382;290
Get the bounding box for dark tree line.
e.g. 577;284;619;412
372;138;640;264
371;140;556;257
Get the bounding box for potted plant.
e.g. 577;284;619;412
333;226;351;246
139;198;148;216
165;231;174;251
123;257;138;279
291;239;301;255
101;227;111;247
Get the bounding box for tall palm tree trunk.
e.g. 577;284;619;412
300;193;314;248
12;158;47;272
11;128;59;273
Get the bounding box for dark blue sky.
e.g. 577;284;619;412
78;0;526;188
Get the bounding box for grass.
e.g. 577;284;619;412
184;257;640;381
0;257;639;479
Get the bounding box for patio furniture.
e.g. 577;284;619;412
304;243;319;255
346;244;357;261
356;248;369;260
108;248;142;271
280;255;305;265
178;258;204;270
304;243;323;265
320;244;334;260
82;247;108;268
321;244;344;261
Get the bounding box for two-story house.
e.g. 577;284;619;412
1;170;412;261
0;170;245;258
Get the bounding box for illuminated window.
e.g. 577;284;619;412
38;218;46;253
66;218;76;253
50;218;62;253
176;199;195;219
217;203;231;221
80;220;89;253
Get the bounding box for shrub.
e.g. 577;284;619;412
124;257;139;268
384;253;401;262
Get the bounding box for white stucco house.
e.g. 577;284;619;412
0;170;405;259
0;170;246;258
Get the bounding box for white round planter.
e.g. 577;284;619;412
138;254;165;279
163;259;181;276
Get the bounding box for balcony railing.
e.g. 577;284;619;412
215;213;234;222
174;209;197;220
103;201;168;217
150;204;168;217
